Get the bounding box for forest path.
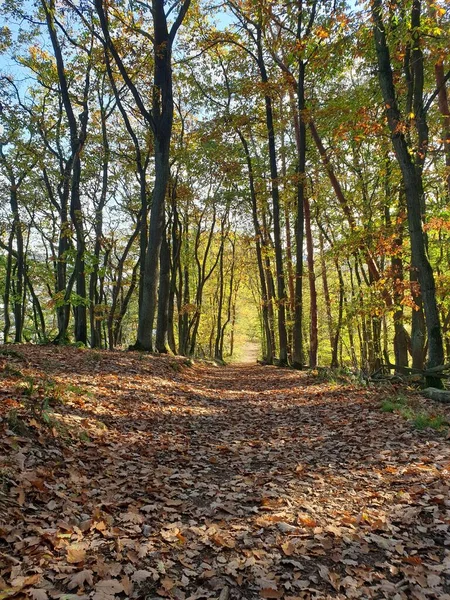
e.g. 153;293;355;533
233;340;260;363
1;346;450;599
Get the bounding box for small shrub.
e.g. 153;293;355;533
21;376;36;397
43;379;65;405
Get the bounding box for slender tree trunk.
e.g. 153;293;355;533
179;262;190;356
280;120;295;350
219;243;236;360
319;233;334;360
372;0;444;386
70;154;87;344
167;200;180;354
42;0;91;345
3;230;14;343
256;29;288;365
292;60;307;368
435;61;450;199
156;222;171;353
9;184;25;343
113;261;139;347
332;258;345;368
214;244;225;361
261;208;277;358
304;195;317;367
390;217;409;371
26;271;46;341
107;228;140;349
89;102;109;348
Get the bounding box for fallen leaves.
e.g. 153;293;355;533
1;346;450;599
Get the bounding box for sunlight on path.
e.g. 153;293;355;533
235;340;260;364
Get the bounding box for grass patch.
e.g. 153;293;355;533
1;362;24;378
381;393;448;432
65;383;91;397
413;413;446;431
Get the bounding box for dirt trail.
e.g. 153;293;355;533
235;340;260;364
1;347;450;599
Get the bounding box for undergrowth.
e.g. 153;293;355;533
311;366;368;387
6;374;93;442
381;393;448;431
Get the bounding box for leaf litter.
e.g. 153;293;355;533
1;345;450;599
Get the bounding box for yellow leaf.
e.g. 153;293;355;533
66;545;86;564
281;541;295;556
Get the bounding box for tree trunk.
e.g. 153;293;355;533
155;223;171;353
331;258;345;369
304;194;317;367
435;60;450;199
136;138;170;350
256;28;288;365
319;233;334;360
9;183;25;343
292;60;307;368
372;0;444;387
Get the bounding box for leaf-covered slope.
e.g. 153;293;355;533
1;346;450;599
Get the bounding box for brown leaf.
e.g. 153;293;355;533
131;570;153;583
260;589;282;598
281;541;296;556
67;570;93;590
160;578;176;591
297;514;318;528
211;533;236;549
121;576;133;596
95;580;123;594
28;590;48;600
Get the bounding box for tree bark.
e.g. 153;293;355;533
372;0;444;387
155;222;171;353
256;28;288;365
304;195;317;367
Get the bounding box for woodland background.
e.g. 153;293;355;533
0;0;449;377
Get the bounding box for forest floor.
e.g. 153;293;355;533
1;346;450;600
